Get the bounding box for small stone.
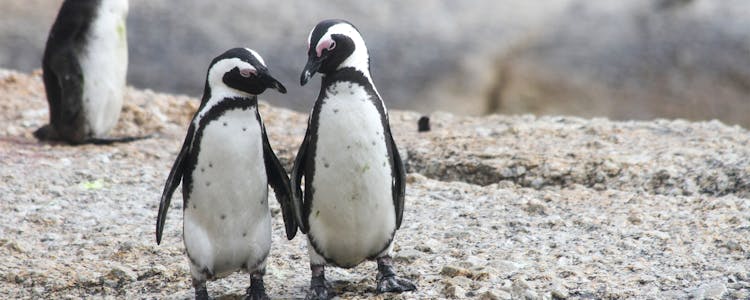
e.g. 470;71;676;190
512;278;532;298
702;282;727;299
691;281;727;300
494;260;520;277
550;282;569;299
523;289;540;300
627;213;642;225
638;274;657;284
415;244;433;253
724;240;743;251
102;265;137;287
443;280;466;298
479;290;501;300
524;198;547;214
138;264;167;280
495;290;513;300
6;240;28;254
394;249;421;263
647;230;670;240
32;286;45;296
441;265;471;277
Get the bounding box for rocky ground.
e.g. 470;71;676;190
1;69;749;299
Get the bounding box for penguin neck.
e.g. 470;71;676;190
321;66;380;100
319;67;389;116
337;49;370;74
199;83;257;112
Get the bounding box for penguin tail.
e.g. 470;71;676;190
85;134;154;145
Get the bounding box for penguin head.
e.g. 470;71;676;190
300;19;370;85
207;48;287;96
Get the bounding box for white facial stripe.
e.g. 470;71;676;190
307;27;315;52
316;23;370;71
206;57;257;102
245;48;266;67
195;58;255;129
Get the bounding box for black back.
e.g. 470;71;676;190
40;0;101;143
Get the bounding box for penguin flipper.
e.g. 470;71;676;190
156;125;194;244
258;113;297;240
290;124;311;234
388;128;406;229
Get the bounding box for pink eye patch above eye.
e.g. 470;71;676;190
316;39;335;58
240;68;256;77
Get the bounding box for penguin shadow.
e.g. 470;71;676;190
329;278;381;298
206;279;383;300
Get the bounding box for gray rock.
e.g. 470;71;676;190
5;1;750;127
394;248;422;264
101;265;137;288
441;265;471;278
690;281;727;300
550;281;569;299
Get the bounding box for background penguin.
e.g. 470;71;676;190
292;19;417;299
35;0;143;145
156;48;296;300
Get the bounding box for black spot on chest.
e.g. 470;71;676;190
182;96;258;201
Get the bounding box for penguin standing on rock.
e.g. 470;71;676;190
292;19;417;299
35;0;142;145
156;48;296;300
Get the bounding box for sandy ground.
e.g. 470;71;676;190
1;69;749;299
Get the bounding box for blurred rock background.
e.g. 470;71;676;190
2;0;750;126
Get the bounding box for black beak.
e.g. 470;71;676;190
261;71;287;94
300;54;324;86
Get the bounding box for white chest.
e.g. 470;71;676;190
79;2;128;136
183;107;271;276
308;82;396;266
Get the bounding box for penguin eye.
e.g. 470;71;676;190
239;68;255;78
328;40;336;51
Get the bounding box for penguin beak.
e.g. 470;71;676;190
261;71;287;94
300;54;324;86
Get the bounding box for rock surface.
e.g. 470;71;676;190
3;1;750;126
1;69;749;299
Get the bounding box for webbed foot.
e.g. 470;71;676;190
376;256;416;294
245;276;269;300
305;265;333;300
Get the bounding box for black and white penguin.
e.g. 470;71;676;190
292;19;417;299
35;0;140;145
156;48;296;300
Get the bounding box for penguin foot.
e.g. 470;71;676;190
245;277;269;300
376;256;416;294
195;285;210;300
193;279;211;300
376;274;417;293
305;274;333;300
33;124;58;141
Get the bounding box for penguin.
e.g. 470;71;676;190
156;48;296;300
35;0;143;145
291;19;417;299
